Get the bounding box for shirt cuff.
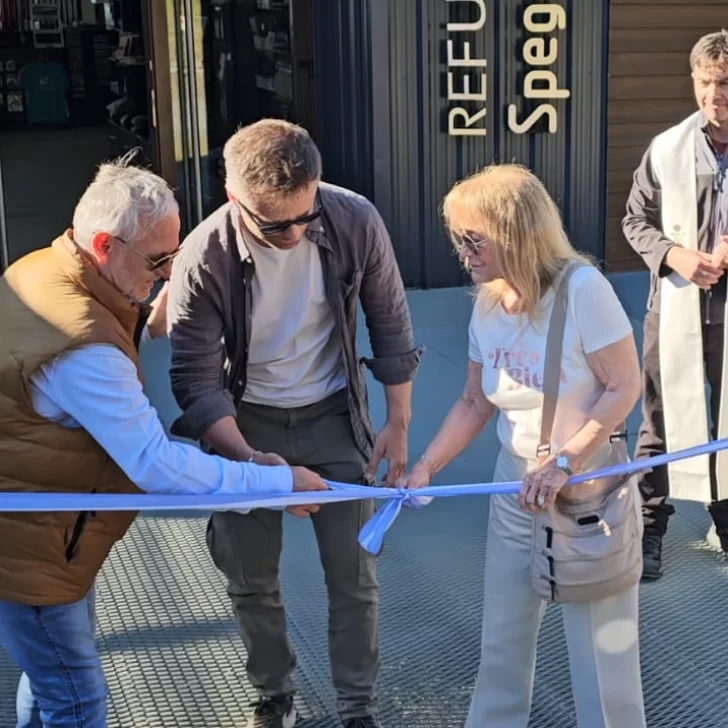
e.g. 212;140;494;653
360;346;424;385
655;242;677;278
170;390;238;441
243;464;294;496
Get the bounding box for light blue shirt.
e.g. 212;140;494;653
28;343;293;496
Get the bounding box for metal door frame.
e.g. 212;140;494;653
0;142;9;272
180;0;204;226
148;0;205;235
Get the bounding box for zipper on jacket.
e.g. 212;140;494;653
65;490;96;562
65;511;89;562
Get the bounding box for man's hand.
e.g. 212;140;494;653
291;466;328;492
287;505;320;518
145;281;170;340
365;421;408;486
251;451;287;466
287;466;328;518
666;246;722;289
254;453;316;515
711;237;728;269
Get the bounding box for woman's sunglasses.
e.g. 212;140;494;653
451;231;488;256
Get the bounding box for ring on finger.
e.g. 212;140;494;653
536;493;545;507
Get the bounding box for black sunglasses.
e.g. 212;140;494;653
115;235;180;272
238;193;322;236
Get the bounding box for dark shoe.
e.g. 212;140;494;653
641;534;664;581
343;717;382;728
717;532;728;553
708;500;728;552
247;695;296;728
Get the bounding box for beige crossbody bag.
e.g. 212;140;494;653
530;263;644;604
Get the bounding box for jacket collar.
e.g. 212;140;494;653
53;231;144;336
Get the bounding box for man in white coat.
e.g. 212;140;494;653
623;29;728;580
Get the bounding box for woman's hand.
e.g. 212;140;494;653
397;459;432;490
519;462;569;512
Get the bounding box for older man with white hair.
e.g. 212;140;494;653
0;156;327;728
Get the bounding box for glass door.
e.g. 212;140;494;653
146;0;197;232
153;0;315;233
0;0;161;268
0;142;8;272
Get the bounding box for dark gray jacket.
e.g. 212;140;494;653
622;112;728;320
167;182;421;457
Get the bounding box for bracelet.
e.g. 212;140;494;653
248;450;262;463
415;454;437;480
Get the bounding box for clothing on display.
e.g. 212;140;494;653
17;59;69;124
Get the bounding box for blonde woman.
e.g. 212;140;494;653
400;165;646;727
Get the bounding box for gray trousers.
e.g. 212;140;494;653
467;452;646;728
206;389;379;719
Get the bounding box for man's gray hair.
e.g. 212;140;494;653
690;29;728;70
72;153;179;250
223;118;322;200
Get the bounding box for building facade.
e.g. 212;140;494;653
0;0;724;287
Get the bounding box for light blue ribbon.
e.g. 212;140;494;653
2;437;727;555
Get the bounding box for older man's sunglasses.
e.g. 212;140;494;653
238;194;322;236
115;236;180;272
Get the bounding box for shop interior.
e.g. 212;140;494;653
0;0;154;263
184;0;316;222
0;0;315;267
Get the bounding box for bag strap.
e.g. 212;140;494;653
537;262;626;463
537;263;580;461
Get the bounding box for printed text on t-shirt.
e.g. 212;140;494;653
487;346;567;390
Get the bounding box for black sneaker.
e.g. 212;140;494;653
247;695;296;728
343;717;382;728
708;500;728;553
717;531;728;553
641;534;663;581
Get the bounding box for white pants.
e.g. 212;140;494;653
465;489;646;728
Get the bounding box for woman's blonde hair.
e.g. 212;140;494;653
442;163;591;318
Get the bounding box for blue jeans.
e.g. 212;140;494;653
0;588;107;727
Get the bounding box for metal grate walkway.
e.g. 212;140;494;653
2;496;728;728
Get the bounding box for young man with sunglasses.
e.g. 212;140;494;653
167;119;420;728
0;157;328;728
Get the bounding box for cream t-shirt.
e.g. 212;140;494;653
243;234;346;408
468;266;633;465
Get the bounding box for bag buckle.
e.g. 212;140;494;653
536;444;551;458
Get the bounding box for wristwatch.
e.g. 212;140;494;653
554;454;573;477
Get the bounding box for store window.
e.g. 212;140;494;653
160;0;316;229
0;0;156;266
0;0;317;269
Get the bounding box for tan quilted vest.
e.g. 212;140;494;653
0;233;145;605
